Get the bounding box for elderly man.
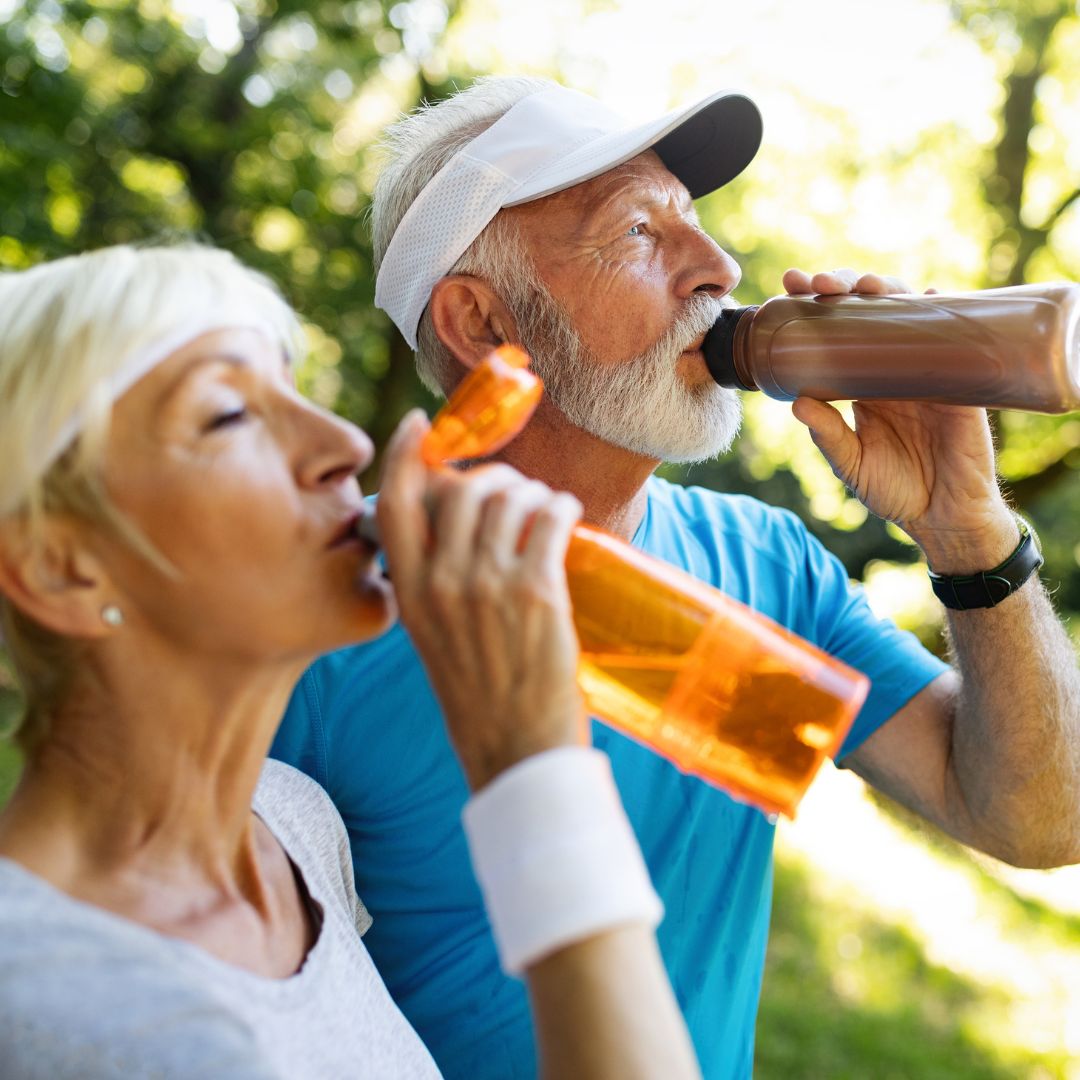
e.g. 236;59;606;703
272;76;1080;1078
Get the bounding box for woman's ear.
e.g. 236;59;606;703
0;518;116;640
429;275;522;373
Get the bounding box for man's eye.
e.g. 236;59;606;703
206;408;248;432
627;224;644;237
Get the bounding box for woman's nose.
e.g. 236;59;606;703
295;401;374;488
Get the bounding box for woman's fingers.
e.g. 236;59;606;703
377;410;431;600
473;479;554;573
427;464;522;595
520;492;583;588
461;480;557;679
391;461;585;789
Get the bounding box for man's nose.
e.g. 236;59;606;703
677;228;742;300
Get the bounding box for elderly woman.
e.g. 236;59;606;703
0;245;699;1079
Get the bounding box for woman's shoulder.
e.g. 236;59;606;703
252;759;348;868
253;761;372;935
254;758;339;821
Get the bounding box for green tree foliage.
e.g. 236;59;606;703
675;1;1080;652
953;0;1080;634
0;0;458;462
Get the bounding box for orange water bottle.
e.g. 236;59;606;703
418;346;870;818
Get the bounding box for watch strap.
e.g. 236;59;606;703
928;516;1043;611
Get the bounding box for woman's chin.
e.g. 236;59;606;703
303;566;398;654
348;572;398;641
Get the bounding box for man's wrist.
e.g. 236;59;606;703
908;506;1021;576
927;512;1043;611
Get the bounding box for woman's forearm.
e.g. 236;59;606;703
527;925;701;1080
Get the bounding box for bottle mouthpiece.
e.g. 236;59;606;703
353;507;382;546
703;306;758;390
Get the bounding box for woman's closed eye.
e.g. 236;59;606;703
205;407;249;433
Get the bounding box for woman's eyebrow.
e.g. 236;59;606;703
154;352;254;415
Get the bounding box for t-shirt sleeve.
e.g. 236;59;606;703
254;760;373;938
788;515;949;758
320;779;375;937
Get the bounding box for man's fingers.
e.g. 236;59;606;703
790;268;915;298
855;272;911;295
809;268;861;294
782;268;814;295
791;397;861;482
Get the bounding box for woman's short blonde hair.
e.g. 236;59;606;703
0;244;304;751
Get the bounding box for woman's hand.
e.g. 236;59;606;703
377;410;586;791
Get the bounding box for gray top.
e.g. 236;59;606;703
0;760;442;1079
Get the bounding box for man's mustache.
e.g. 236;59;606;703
659;295;734;358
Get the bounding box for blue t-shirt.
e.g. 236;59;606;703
272;477;946;1079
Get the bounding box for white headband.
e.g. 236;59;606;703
41;314;277;480
375;85;763;348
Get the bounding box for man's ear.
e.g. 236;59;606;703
429;275;522;372
0;519;116;640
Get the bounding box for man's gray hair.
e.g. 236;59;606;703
370;75;554;395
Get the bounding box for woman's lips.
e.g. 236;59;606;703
327;512;361;549
328;511;379;559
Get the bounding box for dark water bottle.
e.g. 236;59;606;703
702;282;1080;413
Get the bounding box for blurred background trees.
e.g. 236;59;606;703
2;0;1080;1074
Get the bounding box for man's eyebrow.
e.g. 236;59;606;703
580;181;696;228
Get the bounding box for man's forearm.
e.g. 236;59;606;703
944;576;1080;867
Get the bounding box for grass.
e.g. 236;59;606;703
758;767;1080;1079
756;853;1070;1079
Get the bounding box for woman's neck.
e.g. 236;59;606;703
0;648;303;902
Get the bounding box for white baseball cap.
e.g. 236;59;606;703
375;84;763;348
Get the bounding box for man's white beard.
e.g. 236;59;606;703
517;286;743;464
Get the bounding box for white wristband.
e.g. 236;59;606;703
461;746;663;975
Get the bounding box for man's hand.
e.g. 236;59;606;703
785;270;1080;869
781;268;1017;572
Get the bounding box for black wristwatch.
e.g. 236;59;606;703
928;515;1043;611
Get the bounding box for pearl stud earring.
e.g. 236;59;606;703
101;604;124;627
